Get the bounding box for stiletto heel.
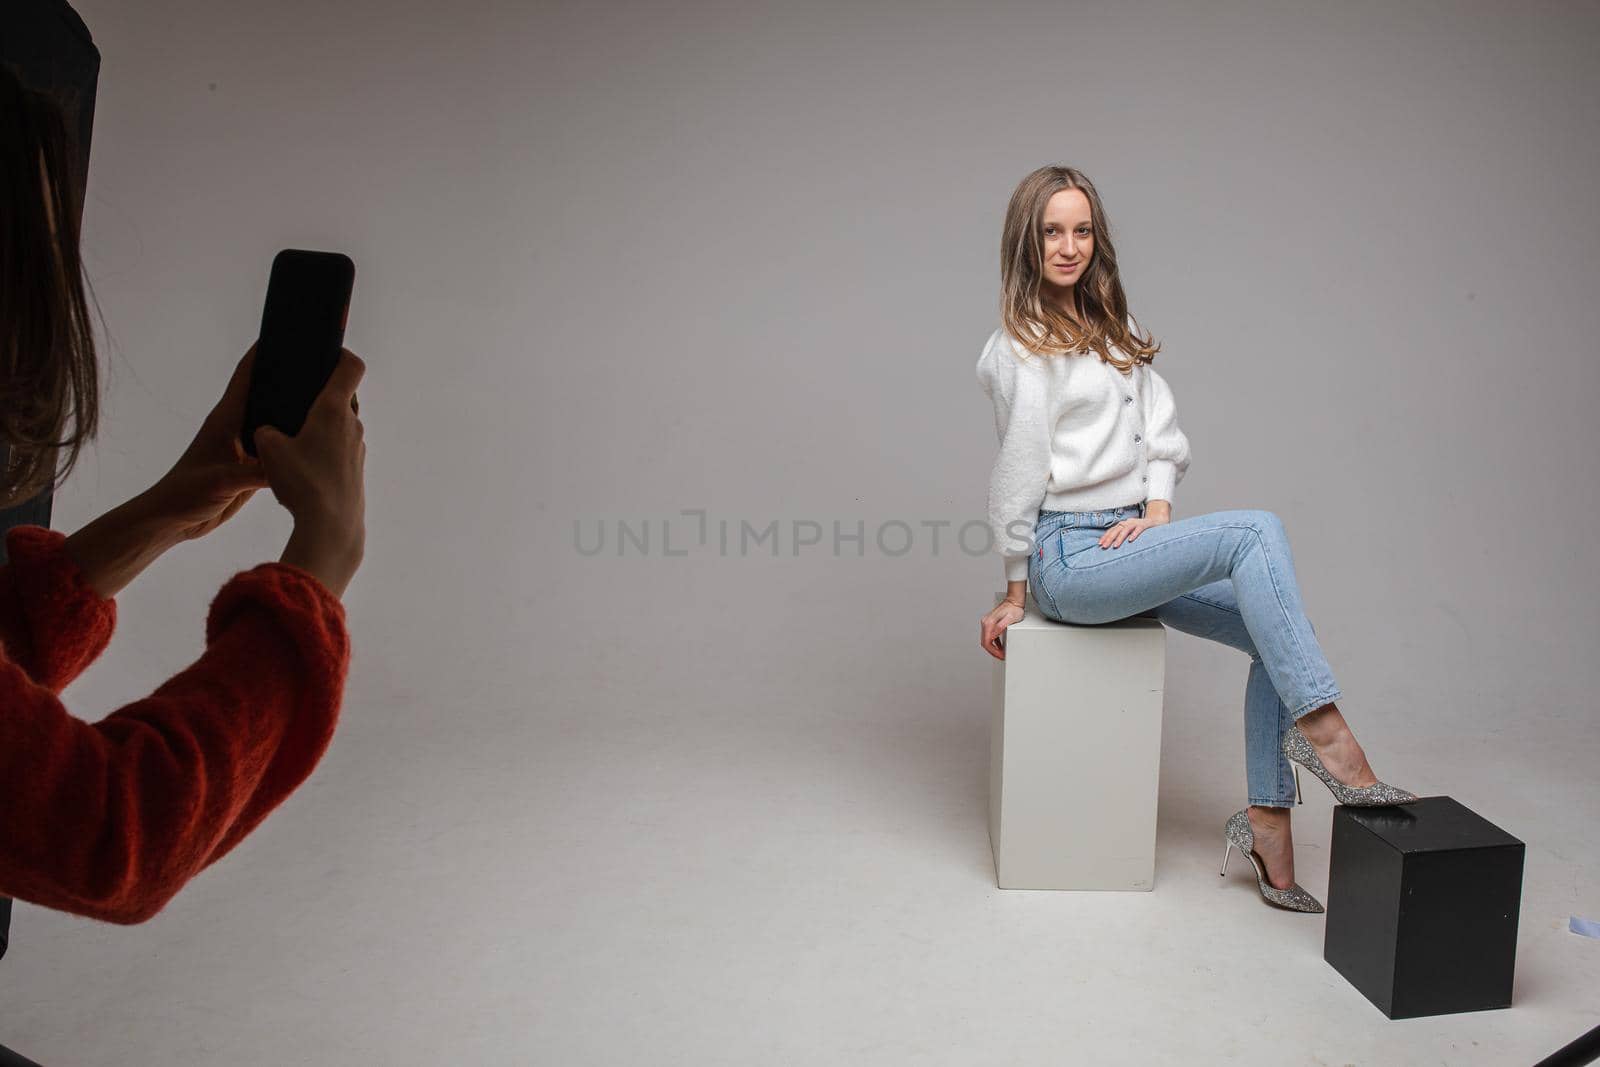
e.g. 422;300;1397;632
1281;724;1418;807
1294;764;1302;805
1221;809;1324;913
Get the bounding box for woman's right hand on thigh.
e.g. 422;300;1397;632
981;599;1025;661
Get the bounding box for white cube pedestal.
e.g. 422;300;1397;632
989;592;1167;890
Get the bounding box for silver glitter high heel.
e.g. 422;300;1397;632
1220;809;1324;913
1281;724;1419;806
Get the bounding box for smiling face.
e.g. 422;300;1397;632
1039;187;1093;306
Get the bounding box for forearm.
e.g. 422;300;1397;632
1146;499;1171;521
1005;580;1026;607
279;524;361;600
60;490;184;601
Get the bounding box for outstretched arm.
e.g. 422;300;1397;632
0;561;349;924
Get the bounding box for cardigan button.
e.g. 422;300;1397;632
1124;395;1133;403
1133;433;1142;442
1141;475;1148;483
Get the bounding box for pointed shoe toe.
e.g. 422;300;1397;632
1281;725;1419;807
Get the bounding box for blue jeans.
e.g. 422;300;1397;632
1027;503;1343;808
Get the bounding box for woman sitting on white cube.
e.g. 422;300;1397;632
976;164;1419;914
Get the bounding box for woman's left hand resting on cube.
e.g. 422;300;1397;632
981;596;1025;661
981;501;1174;659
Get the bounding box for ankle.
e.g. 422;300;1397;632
1296;703;1345;744
1247;804;1291;827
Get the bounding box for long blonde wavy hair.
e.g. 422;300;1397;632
999;164;1161;375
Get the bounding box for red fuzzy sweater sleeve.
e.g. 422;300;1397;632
0;525;119;693
0;524;350;924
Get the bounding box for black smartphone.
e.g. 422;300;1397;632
240;249;355;459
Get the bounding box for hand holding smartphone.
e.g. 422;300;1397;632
243;249;367;597
241;249;356;458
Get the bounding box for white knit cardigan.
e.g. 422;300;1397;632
977;322;1192;582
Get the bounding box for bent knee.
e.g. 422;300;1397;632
1244;508;1285;537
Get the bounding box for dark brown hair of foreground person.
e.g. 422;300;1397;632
0;60;100;511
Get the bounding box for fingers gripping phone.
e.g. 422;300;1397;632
241;249;355;459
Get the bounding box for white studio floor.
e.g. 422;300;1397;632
0;597;1596;1067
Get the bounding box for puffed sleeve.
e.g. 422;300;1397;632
1142;364;1191;505
980;334;1055;583
0;561;349;924
0;525;118;694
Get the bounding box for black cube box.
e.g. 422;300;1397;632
1323;796;1524;1019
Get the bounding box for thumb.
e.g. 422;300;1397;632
253;425;280;454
